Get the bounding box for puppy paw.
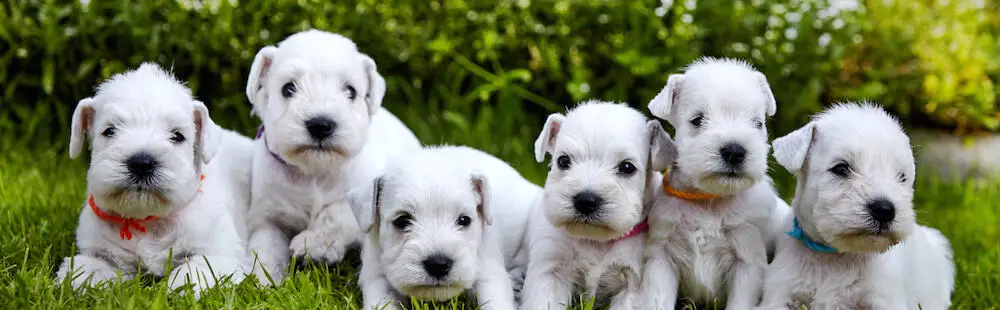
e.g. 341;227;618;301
169;263;219;297
251;262;285;286
289;229;349;264
55;255;123;289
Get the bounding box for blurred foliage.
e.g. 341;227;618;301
1;0;996;160
834;0;1000;133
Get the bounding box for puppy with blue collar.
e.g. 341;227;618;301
758;102;954;310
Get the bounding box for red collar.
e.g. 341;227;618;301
612;219;648;242
89;174;204;240
89;195;159;240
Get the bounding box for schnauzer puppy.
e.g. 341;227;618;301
244;29;421;284
56;63;254;295
642;57;790;309
758;102;954;310
351;146;540;310
520;101;673;309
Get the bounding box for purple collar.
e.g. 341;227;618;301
256;126;293;167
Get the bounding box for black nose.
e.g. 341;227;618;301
125;153;157;179
422;253;454;279
866;198;896;225
719;142;747;167
305;117;337;140
572;191;604;216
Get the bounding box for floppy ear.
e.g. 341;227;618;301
534;113;565;163
246;46;278;106
772;122;816;174
648;74;684;120
646;120;677;172
350;176;383;233
360;53;386;115
192;100;221;164
756;72;777;117
69;97;96;159
470;170;492;226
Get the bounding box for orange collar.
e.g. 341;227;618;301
661;170;719;201
89;174;204;240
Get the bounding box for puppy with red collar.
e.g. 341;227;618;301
56;63;254;295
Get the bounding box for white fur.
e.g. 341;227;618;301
521;101;672;309
642;57;789;309
244;29;421;284
55;63;254;295
757;102;955;309
351;146;539;310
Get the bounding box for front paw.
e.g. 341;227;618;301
251;261;286;286
55;255;122;289
289;229;350;264
169;263;219;298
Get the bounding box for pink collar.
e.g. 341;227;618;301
612;219;648;242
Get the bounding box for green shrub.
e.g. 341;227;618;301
0;0;863;154
833;0;1000;133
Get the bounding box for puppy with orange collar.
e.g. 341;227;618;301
640;57;791;309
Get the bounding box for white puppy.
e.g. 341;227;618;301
351;146;539;310
55;63;254;294
758;103;955;310
641;57;790;309
244;29;421;284
520;101;673;309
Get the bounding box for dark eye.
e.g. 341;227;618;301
281;82;296;98
616;161;637;176
456;215;472;227
897;172;907;183
754;119;764;129
345;85;357;100
690;113;704;128
829;162;851;178
101;127;116;138
170;130;185;143
556;155;571;170
392;214;413;230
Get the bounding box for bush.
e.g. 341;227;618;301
0;0;864;153
834;0;1000;133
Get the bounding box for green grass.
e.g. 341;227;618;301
1;142;997;309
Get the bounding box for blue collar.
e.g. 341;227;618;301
787;217;839;253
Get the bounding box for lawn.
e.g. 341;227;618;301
0;140;997;309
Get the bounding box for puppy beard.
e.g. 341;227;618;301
266;122;366;172
812;197;916;253
402;286;466;302
87;158;199;217
381;238;477;301
543;190;642;241
674;139;767;195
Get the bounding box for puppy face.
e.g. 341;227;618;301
246;30;386;171
773;103;916;253
649;57;776;195
534;101;674;241
69;63;218;217
352;154;491;301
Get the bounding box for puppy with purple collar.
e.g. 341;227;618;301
244;29;420;284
